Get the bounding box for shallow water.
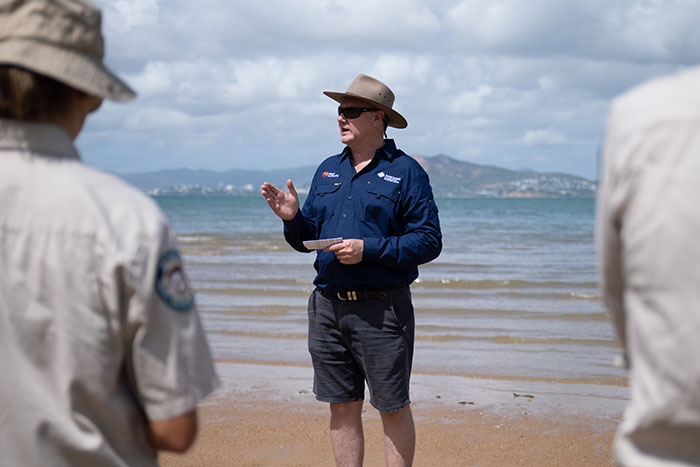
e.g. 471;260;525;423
156;196;626;390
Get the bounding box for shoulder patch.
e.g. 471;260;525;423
155;249;195;312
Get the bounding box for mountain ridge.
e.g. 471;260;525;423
120;154;596;198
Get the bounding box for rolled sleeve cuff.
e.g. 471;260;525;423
144;376;218;421
362;236;380;262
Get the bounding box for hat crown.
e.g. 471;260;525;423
0;0;104;60
346;74;395;109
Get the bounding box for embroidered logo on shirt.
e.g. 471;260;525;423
156;249;195;312
377;172;401;184
322;172;340;178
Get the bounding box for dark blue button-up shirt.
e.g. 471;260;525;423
283;139;442;292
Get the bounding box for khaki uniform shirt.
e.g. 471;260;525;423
0;119;218;467
597;66;700;466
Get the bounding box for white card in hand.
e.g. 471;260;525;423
303;237;343;250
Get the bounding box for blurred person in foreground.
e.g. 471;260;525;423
0;1;218;465
261;74;442;467
597;65;700;465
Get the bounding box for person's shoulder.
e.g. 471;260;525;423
619;65;700;104
610;65;700;130
390;149;429;178
317;151;344;168
84;165;159;206
311;151;345;178
67;164;168;235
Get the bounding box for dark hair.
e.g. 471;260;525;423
0;65;75;121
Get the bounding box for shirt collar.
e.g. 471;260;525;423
0;118;80;161
339;138;400;163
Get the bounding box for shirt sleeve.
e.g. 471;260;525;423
123;222;219;422
283;179;319;253
362;170;442;268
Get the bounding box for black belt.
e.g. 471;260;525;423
326;290;388;301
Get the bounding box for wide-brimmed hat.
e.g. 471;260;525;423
324;74;407;129
0;0;135;101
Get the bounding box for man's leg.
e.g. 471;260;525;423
330;400;364;467
380;405;415;467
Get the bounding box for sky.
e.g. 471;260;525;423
81;0;700;180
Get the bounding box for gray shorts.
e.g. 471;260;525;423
307;287;415;413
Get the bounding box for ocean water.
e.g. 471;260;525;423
155;195;626;390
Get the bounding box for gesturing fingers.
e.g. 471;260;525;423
286;179;298;201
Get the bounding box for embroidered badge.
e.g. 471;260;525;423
155;249;195;312
322;172;339;178
377;172;401;184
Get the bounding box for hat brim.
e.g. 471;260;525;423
0;38;135;101
324;91;407;129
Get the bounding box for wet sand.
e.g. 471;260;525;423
160;362;625;466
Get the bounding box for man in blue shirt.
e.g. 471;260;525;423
262;74;441;467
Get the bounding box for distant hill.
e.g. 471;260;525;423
120;154;596;198
412;154;596;198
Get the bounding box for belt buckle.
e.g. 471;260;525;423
337;291;358;301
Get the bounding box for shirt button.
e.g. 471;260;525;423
348;195;352;199
343;214;347;218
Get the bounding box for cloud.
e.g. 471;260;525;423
105;0;160;33
444;0;700;63
520;128;567;145
84;0;700;180
123;107;192;130
448;85;494;115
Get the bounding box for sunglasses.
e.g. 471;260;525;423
337;106;378;119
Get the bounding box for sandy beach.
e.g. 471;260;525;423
160;362;625;466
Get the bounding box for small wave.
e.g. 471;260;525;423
194;278;314;287
177;234;218;244
421;262;491;269
569;292;601;300
413;278;599;290
416;333;620;347
414;307;608;319
176;232;289;249
413;369;628;387
210;330;307;340
196;287;313;297
499;291;602;301
201;306;297;317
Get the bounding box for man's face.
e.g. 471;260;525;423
337;97;383;146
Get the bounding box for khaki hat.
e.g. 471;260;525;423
324;74;407;129
0;0;135;101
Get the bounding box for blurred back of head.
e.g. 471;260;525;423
0;65;74;121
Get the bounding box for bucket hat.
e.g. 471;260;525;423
0;0;135;101
324;74;407;129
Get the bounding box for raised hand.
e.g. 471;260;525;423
261;179;299;221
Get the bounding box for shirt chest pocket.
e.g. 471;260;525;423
312;181;342;218
363;181;400;232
